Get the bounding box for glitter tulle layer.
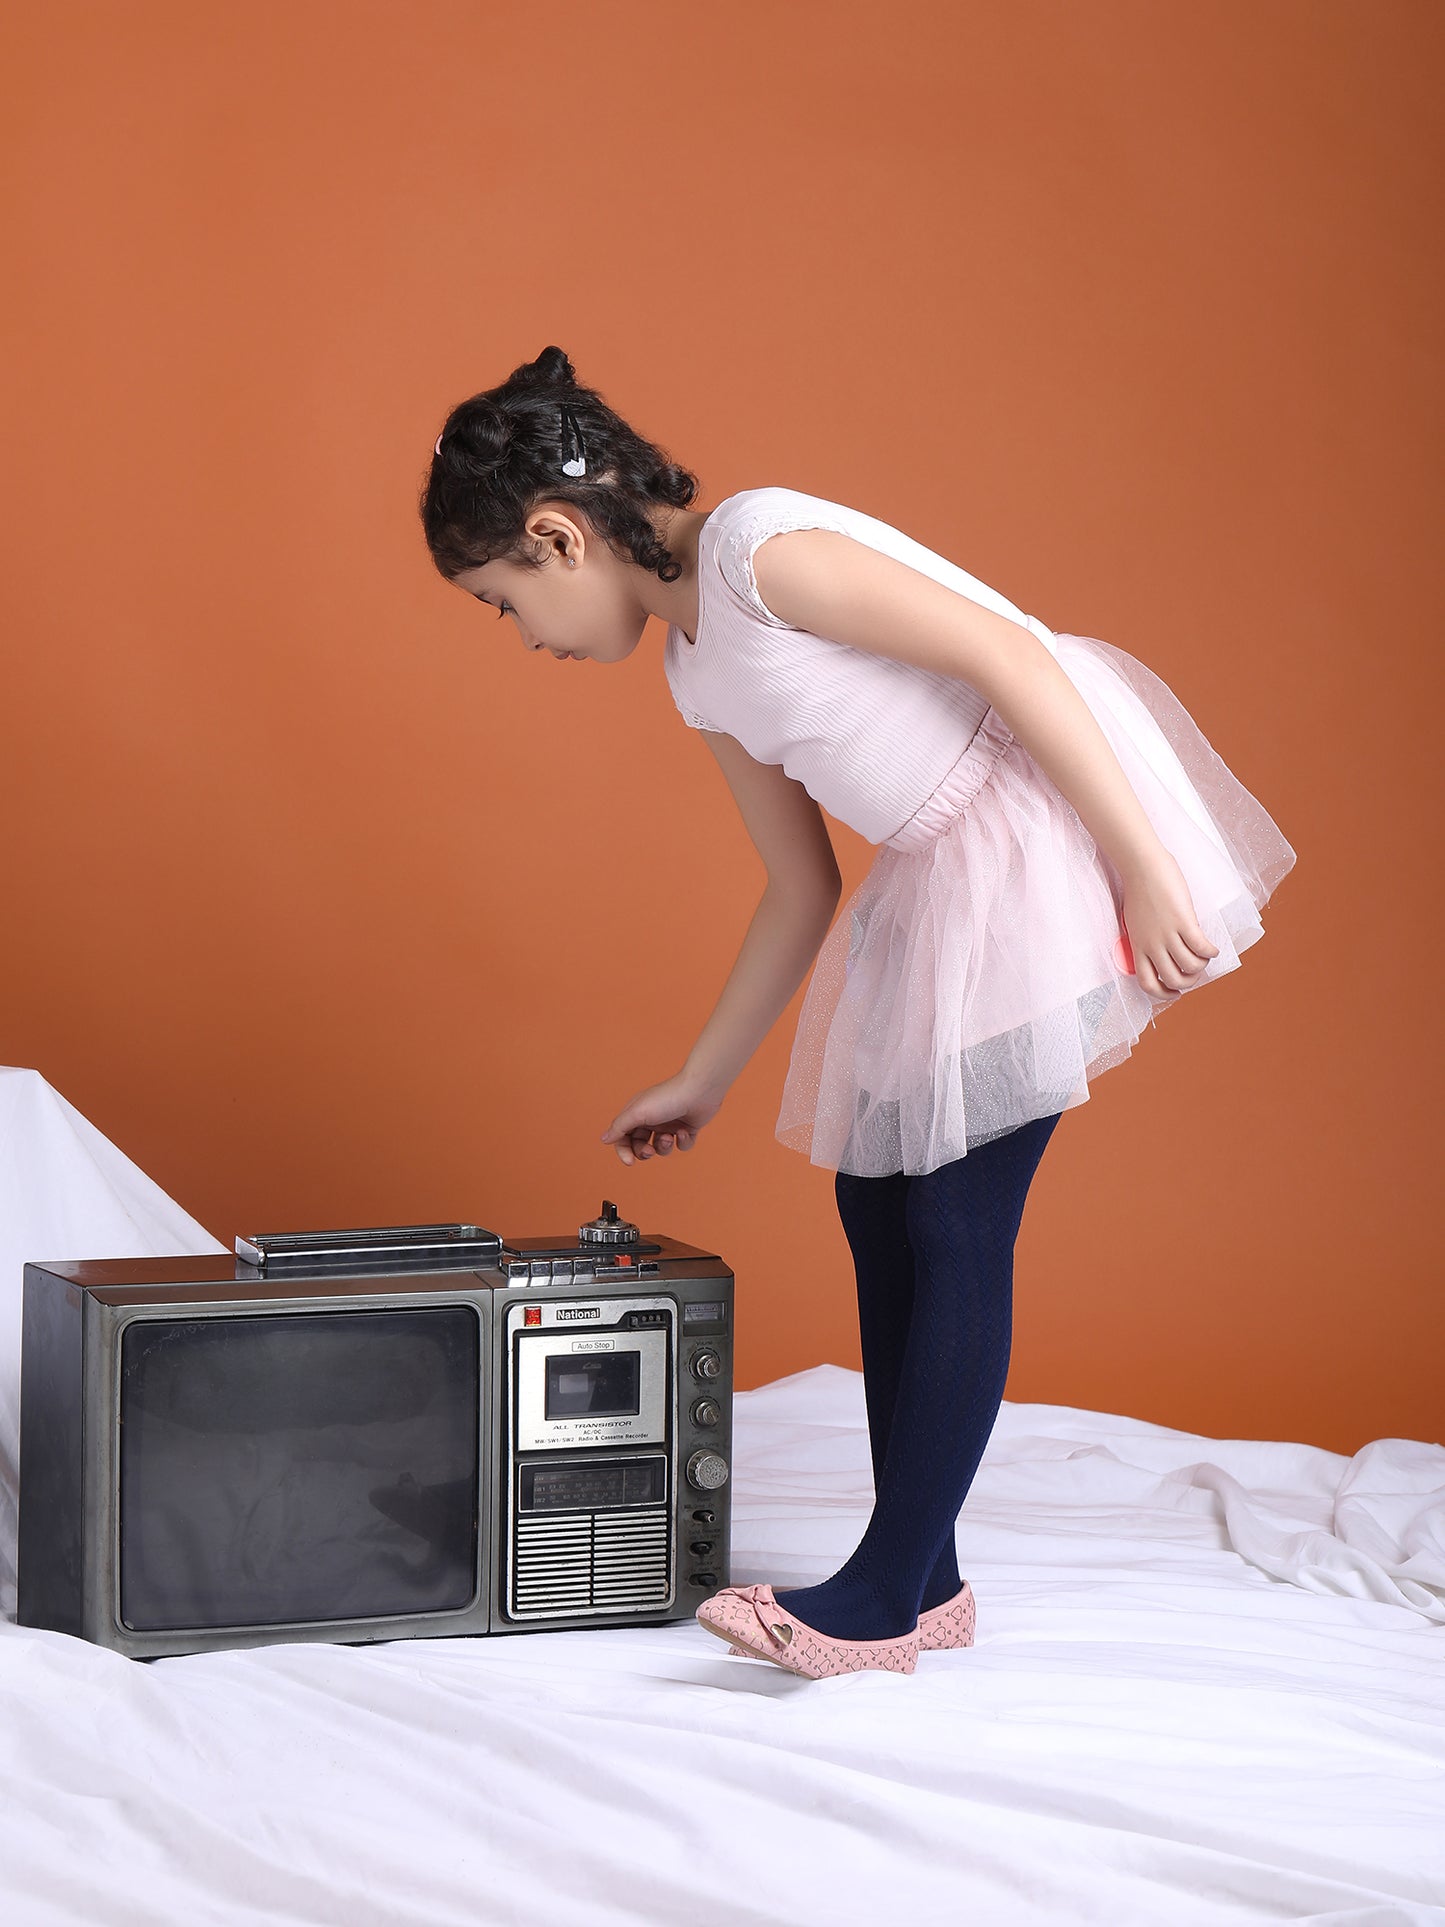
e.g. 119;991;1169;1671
774;631;1298;1178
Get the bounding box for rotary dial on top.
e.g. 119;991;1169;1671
577;1198;641;1246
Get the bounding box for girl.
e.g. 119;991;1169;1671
420;346;1296;1681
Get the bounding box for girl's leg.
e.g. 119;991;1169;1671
828;1165;964;1615
773;1110;1064;1641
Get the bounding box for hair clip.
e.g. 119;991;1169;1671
559;404;587;477
434;431;445;456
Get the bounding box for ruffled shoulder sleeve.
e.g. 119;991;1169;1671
712;488;856;627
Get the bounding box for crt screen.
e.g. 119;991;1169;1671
118;1307;480;1631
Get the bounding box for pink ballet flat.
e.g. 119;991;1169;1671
718;1578;975;1658
696;1582;922;1678
917;1578;976;1650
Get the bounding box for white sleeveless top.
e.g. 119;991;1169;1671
662;486;1056;850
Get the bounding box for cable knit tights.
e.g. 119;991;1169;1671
773;1110;1064;1642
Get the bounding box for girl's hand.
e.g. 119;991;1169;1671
600;1073;727;1166
1118;851;1221;1005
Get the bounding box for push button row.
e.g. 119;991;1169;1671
504;1256;663;1284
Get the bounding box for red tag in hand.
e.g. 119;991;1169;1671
1113;931;1135;975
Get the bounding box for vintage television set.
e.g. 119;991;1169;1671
17;1201;735;1659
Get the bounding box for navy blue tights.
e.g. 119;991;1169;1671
773;1110;1064;1641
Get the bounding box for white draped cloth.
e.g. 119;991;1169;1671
1;1066;1441;1923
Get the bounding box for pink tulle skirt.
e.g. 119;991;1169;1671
774;631;1297;1177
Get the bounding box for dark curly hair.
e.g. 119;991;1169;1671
419;346;701;586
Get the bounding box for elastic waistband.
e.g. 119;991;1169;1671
882;705;1016;853
879;612;1054;854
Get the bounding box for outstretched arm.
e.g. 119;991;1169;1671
600;738;842;1164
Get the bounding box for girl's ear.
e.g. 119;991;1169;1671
524;505;588;557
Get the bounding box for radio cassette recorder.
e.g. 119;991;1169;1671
17;1200;735;1658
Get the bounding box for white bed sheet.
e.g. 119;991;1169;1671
2;1066;1442;1926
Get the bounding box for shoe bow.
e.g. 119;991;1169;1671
730;1582;795;1647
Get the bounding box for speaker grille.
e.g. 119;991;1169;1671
511;1507;672;1616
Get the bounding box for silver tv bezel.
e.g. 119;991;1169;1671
92;1284;494;1659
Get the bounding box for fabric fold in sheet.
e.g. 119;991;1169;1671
0;1065;227;1616
1165;1438;1445;1621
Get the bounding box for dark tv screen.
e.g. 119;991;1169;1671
118;1306;480;1631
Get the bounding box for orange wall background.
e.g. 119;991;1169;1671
2;2;1438;1455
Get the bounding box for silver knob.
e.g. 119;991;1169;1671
691;1348;722;1380
686;1450;729;1492
578;1198;640;1246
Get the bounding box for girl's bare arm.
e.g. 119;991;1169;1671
752;531;1219;1001
683;731;843;1097
600;736;841;1163
752;530;1170;882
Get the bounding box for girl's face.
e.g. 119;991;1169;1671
450;500;650;667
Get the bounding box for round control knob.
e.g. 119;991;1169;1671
577;1199;640;1246
686;1450;729;1492
690;1348;722;1381
691;1398;721;1428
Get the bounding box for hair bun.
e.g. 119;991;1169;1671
448;402;514;474
504;345;577;392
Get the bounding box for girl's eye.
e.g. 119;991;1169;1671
497;601;512;619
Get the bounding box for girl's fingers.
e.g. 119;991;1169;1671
603;1107;700;1162
1188;920;1220;960
1141;954;1182;1000
1169;933;1213;973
